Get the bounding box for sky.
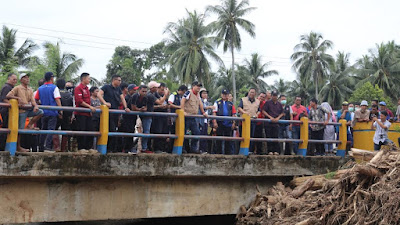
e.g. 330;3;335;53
1;0;400;86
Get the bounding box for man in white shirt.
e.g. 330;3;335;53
371;110;392;151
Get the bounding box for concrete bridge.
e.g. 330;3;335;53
0;152;348;224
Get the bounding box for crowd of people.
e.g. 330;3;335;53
0;71;399;154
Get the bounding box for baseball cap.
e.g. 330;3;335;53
379;101;386;106
128;84;138;91
44;72;54;81
360;100;368;106
192;81;203;87
199;88;208;93
148;81;160;89
342;101;349;106
19;73;29;80
221;89;229;94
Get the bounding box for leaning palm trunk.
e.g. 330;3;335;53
231;41;237;104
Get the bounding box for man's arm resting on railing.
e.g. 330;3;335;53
120;94;130;112
199;100;207;117
97;89;111;108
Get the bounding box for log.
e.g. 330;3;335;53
291;178;315;198
354;165;383;177
291;169;350;190
350;148;377;162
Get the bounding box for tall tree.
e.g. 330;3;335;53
242;53;278;92
0;25;37;74
207;0;256;103
42;42;84;81
163;10;223;84
291;31;334;100
271;78;291;95
320;52;354;109
355;41;400;99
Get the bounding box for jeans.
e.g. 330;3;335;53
141;117;152;150
292;126;300;154
40;116;58;150
216;123;233;155
185;118;201;153
19;109;44;129
199;123;208;153
278;125;292;155
75;115;94;150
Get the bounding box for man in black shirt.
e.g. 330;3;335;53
97;75;130;152
0;73;18;150
151;83;169;153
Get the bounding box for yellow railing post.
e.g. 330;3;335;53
5;99;19;155
97;105;109;154
239;114;251;155
298;117;309;156
337;119;347;157
172;109;185;155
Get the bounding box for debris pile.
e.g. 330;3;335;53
236;144;400;225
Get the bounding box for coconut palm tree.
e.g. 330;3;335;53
320;52;354;109
241;53;277;92
355;41;400;99
42;42;84;81
163;10;223;85
289;74;314;105
206;0;256;103
271;78;291;95
0;25;38;73
291;31;334;100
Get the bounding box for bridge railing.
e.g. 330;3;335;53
2;99;347;157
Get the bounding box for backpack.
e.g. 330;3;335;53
60;90;73;117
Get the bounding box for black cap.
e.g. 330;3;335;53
221;89;229;94
44;72;54;81
192;81;203;87
271;90;278;96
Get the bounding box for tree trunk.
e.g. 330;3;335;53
230;41;237;104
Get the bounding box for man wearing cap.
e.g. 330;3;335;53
379;101;394;120
262;91;284;155
353;100;370;127
151;83;170;153
213;89;237;154
337;101;353;147
0;73;18;150
121;84;139;152
98;75;130;152
74;73;96;151
34;72;62;151
140;81;169;153
7;73;44;152
181;81;208;154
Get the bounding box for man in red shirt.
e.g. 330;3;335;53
74;73;96;150
291;96;308;154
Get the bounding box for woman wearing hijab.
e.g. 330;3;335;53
321;102;336;156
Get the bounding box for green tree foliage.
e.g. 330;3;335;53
355;41;400;99
349;82;394;110
319;52;354;109
242;53;278;92
106;46;147;84
271;78;291;95
291;31;334;100
0;25;38;75
42;42;84;81
163;10;223;85
207;0;256;103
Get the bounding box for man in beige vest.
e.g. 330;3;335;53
181;81;208;154
238;88;260;153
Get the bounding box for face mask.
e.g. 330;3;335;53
349;107;354;112
281;100;287;105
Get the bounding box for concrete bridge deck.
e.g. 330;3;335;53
0;152;349;224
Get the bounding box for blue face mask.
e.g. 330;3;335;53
281;100;287;105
